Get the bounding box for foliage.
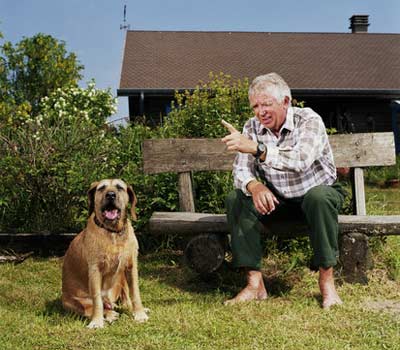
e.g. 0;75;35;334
163;72;252;138
0;83;118;232
0;81;181;237
0;33;83;115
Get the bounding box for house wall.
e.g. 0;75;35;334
297;97;393;133
128;95;174;126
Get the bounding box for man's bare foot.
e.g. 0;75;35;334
319;267;343;309
224;270;268;305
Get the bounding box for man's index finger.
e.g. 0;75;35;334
221;119;238;133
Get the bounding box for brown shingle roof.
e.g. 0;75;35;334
119;30;400;93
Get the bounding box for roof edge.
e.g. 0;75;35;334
125;29;400;36
293;88;400;98
117;88;400;98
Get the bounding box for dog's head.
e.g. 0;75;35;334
87;179;137;231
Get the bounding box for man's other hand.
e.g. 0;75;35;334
247;181;279;215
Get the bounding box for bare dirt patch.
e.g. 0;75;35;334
364;300;400;316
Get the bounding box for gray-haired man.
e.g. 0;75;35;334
221;72;345;309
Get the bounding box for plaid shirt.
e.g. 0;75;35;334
233;106;337;198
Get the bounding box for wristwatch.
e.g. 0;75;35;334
254;142;266;159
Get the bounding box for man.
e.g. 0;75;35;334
221;72;345;309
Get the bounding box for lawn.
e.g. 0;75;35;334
0;186;399;350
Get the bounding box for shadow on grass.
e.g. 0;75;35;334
140;250;297;298
41;298;88;325
43;298;64;315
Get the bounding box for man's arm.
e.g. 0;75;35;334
221;119;278;215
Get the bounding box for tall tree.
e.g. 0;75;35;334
1;33;84;115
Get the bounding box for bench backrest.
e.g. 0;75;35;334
143;132;396;214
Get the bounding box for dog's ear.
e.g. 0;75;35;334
87;182;99;216
127;185;137;221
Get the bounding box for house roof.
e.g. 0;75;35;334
118;30;400;96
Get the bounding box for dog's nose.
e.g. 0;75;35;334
106;191;116;201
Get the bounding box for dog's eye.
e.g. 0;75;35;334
116;184;124;191
97;185;106;192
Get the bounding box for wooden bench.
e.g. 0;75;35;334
143;132;400;283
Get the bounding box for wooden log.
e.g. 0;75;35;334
0;251;34;264
0;233;76;255
352;167;366;215
143;133;396;174
143;138;235;174
178;172;195;212
148;212;228;235
338;215;400;235
184;233;227;274
328;132;395;168
148;211;400;237
339;233;371;284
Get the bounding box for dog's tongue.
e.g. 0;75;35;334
104;209;118;220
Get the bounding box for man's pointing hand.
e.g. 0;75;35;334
221;119;257;154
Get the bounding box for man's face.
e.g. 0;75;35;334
249;93;289;133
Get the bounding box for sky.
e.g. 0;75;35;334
1;0;399;124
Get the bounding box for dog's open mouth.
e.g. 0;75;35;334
102;207;121;221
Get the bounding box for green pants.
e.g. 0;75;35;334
225;184;345;270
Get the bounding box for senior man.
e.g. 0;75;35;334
221;72;345;309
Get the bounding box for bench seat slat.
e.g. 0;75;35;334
149;211;400;237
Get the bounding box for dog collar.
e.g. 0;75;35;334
94;216;124;234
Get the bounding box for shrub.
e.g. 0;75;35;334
164;72;252;138
0;83;118;232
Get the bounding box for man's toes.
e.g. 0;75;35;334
322;297;343;310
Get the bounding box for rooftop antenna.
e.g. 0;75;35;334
120;5;131;30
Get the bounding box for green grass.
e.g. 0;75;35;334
0;186;399;350
366;186;400;215
0;252;400;350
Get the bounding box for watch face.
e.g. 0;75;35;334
256;142;266;157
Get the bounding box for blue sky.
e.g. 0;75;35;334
1;0;399;123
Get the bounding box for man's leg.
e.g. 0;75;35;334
302;185;344;309
224;189;267;305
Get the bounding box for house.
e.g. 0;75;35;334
118;15;400;152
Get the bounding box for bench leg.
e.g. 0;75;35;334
184;234;227;275
339;233;371;284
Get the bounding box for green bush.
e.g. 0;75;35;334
164;72;252;138
0;83;119;232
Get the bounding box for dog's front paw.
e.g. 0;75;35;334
105;310;120;323
134;310;149;323
87;318;104;329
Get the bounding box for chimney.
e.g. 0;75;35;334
349;15;370;33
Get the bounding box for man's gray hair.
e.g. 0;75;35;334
248;73;292;103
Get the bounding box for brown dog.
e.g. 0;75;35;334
61;179;148;328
